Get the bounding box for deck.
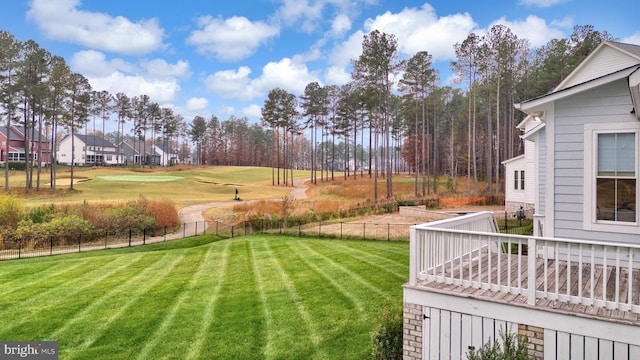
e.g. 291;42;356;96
415;252;640;324
408;212;640;326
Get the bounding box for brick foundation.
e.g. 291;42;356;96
519;324;544;359
403;302;423;360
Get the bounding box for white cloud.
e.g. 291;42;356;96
272;0;325;32
186;97;209;112
70;50;186;104
205;66;257;101
490;15;565;48
518;0;568;8
206;59;320;101
363;4;476;61
252;58;321;96
331;14;352;36
622;32;640;45
329;30;365;69
187;15;279;61
27;0;165;55
241;104;263;120
140;59;191;80
324;65;351;85
216;106;236;118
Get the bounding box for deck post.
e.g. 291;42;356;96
528;237;536;305
409;226;417;286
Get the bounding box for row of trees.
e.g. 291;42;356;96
0;30;200;192
258;24;615;202
1;24;615;200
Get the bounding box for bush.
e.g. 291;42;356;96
0;194;25;229
371;302;403;360
467;327;532;360
25;204;56;223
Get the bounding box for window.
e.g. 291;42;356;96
596;133;636;222
585;123;639;233
514;170;518;190
520;170;525;190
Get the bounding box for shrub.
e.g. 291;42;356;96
371;302;403;360
25;204;56;223
15;214;92;245
0;194;25;229
467;327;532;360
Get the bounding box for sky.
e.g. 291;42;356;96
1;0;639;129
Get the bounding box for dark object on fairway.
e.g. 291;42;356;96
235;188;239;200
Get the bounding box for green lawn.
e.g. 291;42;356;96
0;234;409;359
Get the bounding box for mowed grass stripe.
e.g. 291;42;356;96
275;238;380;359
326;240;408;268
0;259;91;298
292;240;388;299
202;239;265;359
250;237;326;359
249;238;276;360
281;240;366;315
184;241;231;359
0;254;157;339
308;241;407;280
137;242;229;359
298;240;407;298
71;250;207;360
0;255;140;320
51;252;185;354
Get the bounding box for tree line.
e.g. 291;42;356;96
1;24;615;200
259;24;615;202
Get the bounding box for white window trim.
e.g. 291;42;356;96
584;122;639;234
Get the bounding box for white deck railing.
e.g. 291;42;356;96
409;212;640;314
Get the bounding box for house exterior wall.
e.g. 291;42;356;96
552;78;639;243
404;287;640;360
560;46;640;89
503;156;533;213
537;127;546;215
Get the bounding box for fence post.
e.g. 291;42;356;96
143;229;146;245
231;225;234;238
216;221;219;236
105;231;108;249
318;221;321;237
363;223;366;240
195;222;198;236
298;221;301;237
129;229;132;247
164;226;167;242
340;222;343;240
78;234;82;252
18;239;21;259
183;223;186;238
388;223;390;241
50;236;53;255
504;211;508;233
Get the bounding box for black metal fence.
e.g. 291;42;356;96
0;208;533;261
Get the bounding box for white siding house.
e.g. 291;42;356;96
403;41;640;359
502;115;540;214
57;134;122;166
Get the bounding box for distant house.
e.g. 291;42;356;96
501;115;539;214
57;134;121;166
0;125;52;166
123;140;160;166
153;140;178;166
404;42;640;359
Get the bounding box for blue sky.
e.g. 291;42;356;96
1;0;639;128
